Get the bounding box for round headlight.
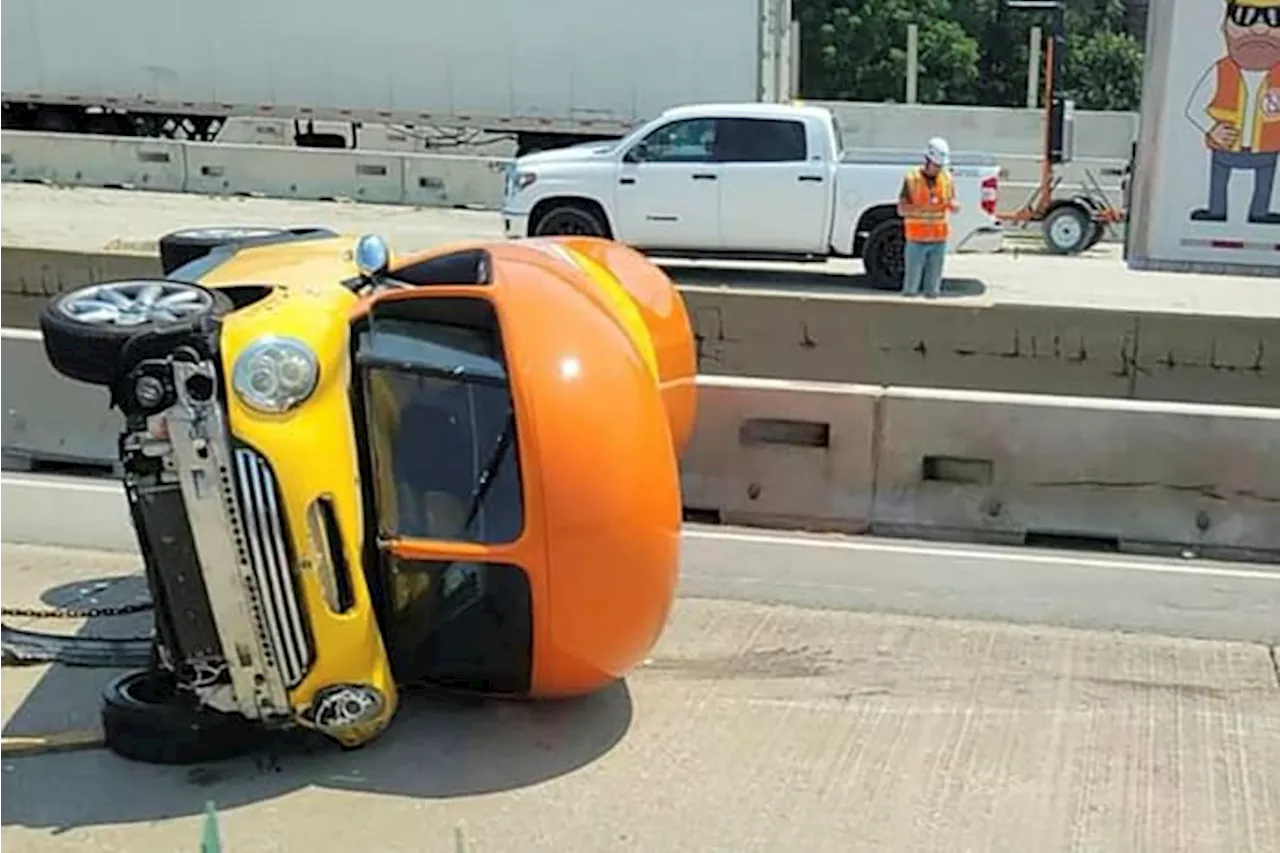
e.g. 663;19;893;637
231;337;319;413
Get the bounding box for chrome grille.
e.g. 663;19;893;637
232;447;312;687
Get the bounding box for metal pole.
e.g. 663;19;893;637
1026;26;1042;108
906;24;919;104
789;18;801;100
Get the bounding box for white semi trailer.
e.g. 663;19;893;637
1125;0;1280;276
1;0;796;155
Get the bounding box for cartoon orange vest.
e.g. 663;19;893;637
903;167;954;243
1207;57;1280;153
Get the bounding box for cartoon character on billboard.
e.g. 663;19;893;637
1185;0;1280;225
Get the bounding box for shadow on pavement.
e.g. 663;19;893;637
1;572;635;832
3;574;153;740
663;263;986;299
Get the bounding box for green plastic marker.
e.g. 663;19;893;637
201;800;222;853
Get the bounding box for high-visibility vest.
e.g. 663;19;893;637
1207;57;1280;153
903;167;954;243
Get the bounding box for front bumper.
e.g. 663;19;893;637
124;349;395;746
503;210;530;239
155;358;303;721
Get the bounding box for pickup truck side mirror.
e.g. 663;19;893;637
624;144;647;164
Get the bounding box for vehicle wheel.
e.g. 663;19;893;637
1042;204;1093;255
531;204;609;238
39;279;232;386
862;219;906;290
158;226;291;275
1082;220;1106;251
101;669;266;765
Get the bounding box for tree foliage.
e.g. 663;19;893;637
797;0;1148;111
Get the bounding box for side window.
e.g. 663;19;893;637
716;118;808;163
627;118;717;163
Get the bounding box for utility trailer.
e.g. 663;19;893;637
1;0;796;154
1125;0;1280;276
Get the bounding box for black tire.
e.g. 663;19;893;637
1042;204;1093;255
531;204;609;238
39;279;232;386
861;219;906;290
101;669;266;765
158;226;291;275
1082;220;1106;251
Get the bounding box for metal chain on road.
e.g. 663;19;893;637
1;601;154;620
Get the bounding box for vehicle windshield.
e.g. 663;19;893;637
357;311;523;546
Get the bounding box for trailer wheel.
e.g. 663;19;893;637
101;670;266;765
39;279;232;386
1042;204;1093;255
862;219;906;290
1082;221;1106;251
158;226;291;275
531;204;609;238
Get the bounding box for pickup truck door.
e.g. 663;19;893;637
714;117;831;254
614;117;721;250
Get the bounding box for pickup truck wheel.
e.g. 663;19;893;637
101;669;266;765
1042;204;1093;255
862;220;906;290
158;226;291;275
39;279;232;386
531;204;608;238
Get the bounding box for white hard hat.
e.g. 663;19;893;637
925;137;951;166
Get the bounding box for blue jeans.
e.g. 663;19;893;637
902;240;946;296
1192;149;1279;223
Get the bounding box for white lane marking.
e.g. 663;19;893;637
5;472;1277;584
1;473;122;493
682;528;1280;583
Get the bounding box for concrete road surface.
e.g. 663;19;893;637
4;183;1277;318
6;472;1280;644
681;526;1280;645
2;543;1278;852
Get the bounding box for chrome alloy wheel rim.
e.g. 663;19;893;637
59;281;213;327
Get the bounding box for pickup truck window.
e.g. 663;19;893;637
715;118;807;163
628;118;716;163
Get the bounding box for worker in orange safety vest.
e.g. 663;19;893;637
896;137;959;297
1185;0;1280;225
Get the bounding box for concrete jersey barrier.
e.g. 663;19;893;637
682;376;1280;561
678;288;1280;408
1;329;121;470
5;247;1278;408
3;131;511;210
5;329;1277;561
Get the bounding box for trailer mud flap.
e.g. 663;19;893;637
1;624;153;668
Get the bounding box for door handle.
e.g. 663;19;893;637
691;173;717;181
620;176;636;185
798;175;824;183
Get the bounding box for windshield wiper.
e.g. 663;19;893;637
461;407;516;532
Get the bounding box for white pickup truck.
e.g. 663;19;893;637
501;103;1005;288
